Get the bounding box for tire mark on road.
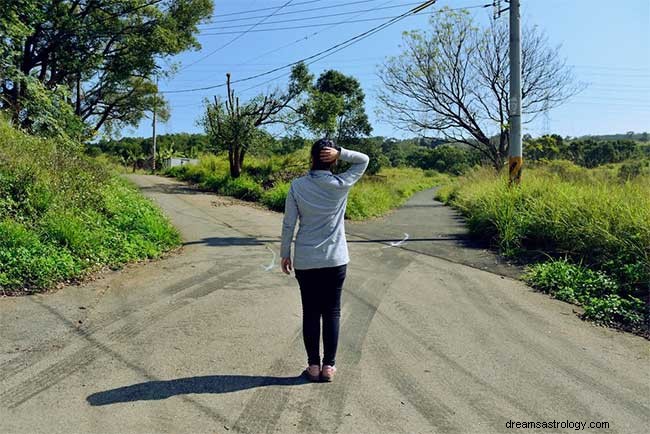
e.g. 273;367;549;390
229;250;404;434
0;266;252;409
385;299;545;427
0;261;234;384
293;247;413;434
453;271;650;424
368;333;458;432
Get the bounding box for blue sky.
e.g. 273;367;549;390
126;0;650;139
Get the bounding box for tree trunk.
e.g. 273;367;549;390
230;145;241;178
239;147;246;171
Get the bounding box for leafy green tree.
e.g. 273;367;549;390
344;137;388;175
406;145;478;174
567;139;640;167
525;134;564;161
0;0;212;137
381;138;407;167
300;69;372;142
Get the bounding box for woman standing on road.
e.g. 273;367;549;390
280;138;369;382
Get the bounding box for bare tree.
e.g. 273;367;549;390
202;63;312;178
378;9;581;170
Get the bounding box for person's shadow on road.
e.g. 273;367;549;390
86;374;309;406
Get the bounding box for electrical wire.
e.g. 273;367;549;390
201;1;424;28
178;0;295;72
161;1;451;94
205;0;385;20
199;14;431;35
231;0;395;80
207;0;325;18
236;3;490;94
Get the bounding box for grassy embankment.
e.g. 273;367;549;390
164;150;448;220
0;119;181;294
437;160;649;332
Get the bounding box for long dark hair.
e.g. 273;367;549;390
311;138;337;171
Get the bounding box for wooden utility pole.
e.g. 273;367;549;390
152;74;158;171
508;0;523;184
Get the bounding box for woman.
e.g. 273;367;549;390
280;138;369;382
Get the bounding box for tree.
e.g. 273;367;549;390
300;69;372;142
524;134;564;161
0;0;212;137
378;8;580;170
202;64;312;178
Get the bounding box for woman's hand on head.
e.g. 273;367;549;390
281;257;293;275
320;147;340;164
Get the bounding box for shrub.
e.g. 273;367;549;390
261;182;290;211
525;259;619;304
220;175;263;201
343;138;389;175
439;164;650;332
0;119;180;294
618;159;650;182
582;295;645;329
406;145;479;175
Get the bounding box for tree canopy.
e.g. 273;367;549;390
0;0;212;138
300;69;372;142
378;8;580;170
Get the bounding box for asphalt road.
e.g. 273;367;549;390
1;174;648;434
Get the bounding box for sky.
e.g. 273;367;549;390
125;0;650;140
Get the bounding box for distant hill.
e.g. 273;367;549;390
575;132;649;142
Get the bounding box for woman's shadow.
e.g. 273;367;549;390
87;374;310;406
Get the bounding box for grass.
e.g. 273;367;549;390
164;152;447;219
0;118;181;294
436;160;649;332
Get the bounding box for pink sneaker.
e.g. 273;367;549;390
321;365;336;382
305;364;320;382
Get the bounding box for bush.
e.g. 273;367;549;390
220;175;263;201
344;138;389;175
525;259;646;330
407;145;479;175
525;259;619;303
582;295;645;329
0;118;180;293
618;159;650;182
346;168;448;220
261;182;290;211
165;153;447;220
439;164;650;332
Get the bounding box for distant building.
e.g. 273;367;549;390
162;157;198;168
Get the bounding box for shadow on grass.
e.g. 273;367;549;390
87;374;310;406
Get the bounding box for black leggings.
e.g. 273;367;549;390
295;265;347;367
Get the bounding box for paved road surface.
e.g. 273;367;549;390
1;175;648;434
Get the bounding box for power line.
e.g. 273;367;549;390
232;0;395;77
201;1;423;28
205;0;384;20
178;0;295;72
161;0;442;94
199;14;428;35
236;3;490;95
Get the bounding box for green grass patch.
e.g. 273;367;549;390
346;168;448;220
437;161;649;331
164;153;447;220
0;118;180;294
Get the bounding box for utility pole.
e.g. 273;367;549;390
152;74;158;172
508;0;522;184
